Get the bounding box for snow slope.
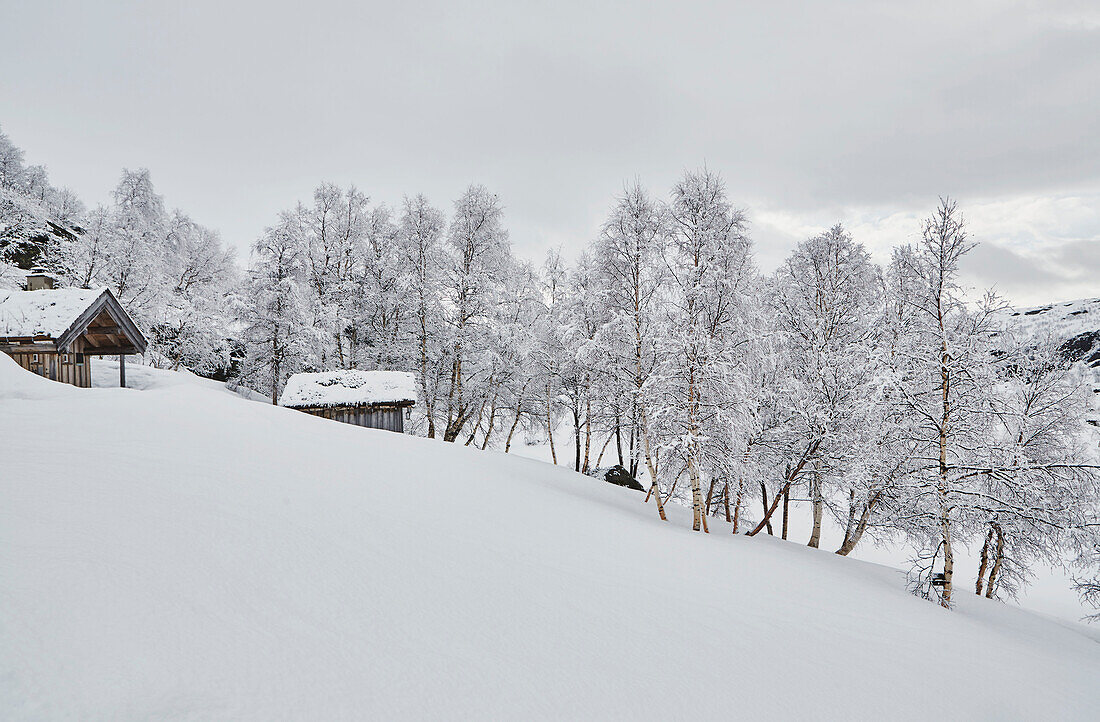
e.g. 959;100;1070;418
512;431;1098;624
91;356;267;401
2;354;1099;720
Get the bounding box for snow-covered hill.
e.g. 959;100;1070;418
999;296;1100;367
2;354;1100;720
998;296;1100;431
1000;297;1100;345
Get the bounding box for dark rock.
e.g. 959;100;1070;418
1060;330;1100;366
587;465;645;492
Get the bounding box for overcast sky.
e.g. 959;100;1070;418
2;0;1098;305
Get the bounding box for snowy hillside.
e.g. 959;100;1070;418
999;297;1100;430
1000;297;1100;344
998;297;1100;371
2;355;1100;720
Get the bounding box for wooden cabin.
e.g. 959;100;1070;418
0;276;147;388
279;370;417;433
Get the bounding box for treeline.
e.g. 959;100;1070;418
2;124;1099;614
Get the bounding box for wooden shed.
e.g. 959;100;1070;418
0;282;147;388
278;370;417;433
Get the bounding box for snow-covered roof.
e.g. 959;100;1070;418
279;370;418;408
0;287;108;339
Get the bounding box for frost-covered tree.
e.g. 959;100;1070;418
766;225;884;545
149;211;239;374
551;249;621;472
530;248;569;464
1076;546;1100;622
294;184;371;368
0;127;25;190
399;194;448;438
968;338;1100;600
590;183;669;519
356;203;406;369
0;125;84;270
653;168;756;531
102;169;167;309
737;290;821;538
469;258;543;450
890;199;1003;607
828;249;925;555
241;214;312;403
440;185;511;442
47;169;237;375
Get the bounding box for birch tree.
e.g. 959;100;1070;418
892;198;1000;608
971;337;1100;600
591;183;668;519
241;213;311;403
399;194;448;438
441;185;510;442
771;225;884;546
655;168;755;531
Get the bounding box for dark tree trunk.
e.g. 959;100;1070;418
705;477;718;517
746;441;820;537
760;483;774;535
781;486;790;540
574;408;581;472
732;479;745;533
614;411;624;468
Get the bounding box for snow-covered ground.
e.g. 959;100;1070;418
3;355;1100;719
91;356;266;401
511;430;1096;625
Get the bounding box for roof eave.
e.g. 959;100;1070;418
282;399;416;410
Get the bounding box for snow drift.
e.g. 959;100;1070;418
2;353;1099;720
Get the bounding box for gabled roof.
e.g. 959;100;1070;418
279;370;418;409
0;287;147;353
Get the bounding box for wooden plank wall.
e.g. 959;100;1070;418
3;349;90;387
299;405;405;433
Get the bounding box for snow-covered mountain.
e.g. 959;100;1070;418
2;354;1099;720
998;297;1100;430
1000;297;1100;365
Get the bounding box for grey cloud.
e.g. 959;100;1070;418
960;238;1100;305
1046;238;1100;278
962;242;1063;290
0;0;1097;300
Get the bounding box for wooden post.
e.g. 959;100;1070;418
119;354;126;388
